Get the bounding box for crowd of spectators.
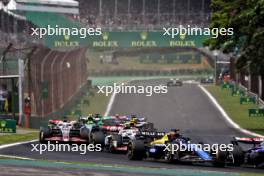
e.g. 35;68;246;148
0;0;211;43
0;7;38;46
77;0;211;31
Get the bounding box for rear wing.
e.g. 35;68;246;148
136;131;165;139
102;125;124;132
232;137;264;144
49;120;62;125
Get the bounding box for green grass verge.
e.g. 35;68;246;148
206;85;264;135
69;88;111;119
0;132;38;145
240;173;264;176
0;158;262;176
87;50;212;72
80;88;110;114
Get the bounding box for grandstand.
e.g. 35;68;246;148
0;0;79;46
77;0;211;31
0;0;87;121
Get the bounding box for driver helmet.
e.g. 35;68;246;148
124;122;131;129
130;118;138;125
87;114;94;122
168;129;180;140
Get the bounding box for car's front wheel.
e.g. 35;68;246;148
127;140;145;160
232;145;244;166
213;150;227;167
91;131;105;148
39;127;51;143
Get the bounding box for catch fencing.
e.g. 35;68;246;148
29;46;88;117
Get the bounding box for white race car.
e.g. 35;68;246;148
104;127;139;152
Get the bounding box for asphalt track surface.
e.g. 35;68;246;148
0;79;263;174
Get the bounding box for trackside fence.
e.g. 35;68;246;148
29;46;88;117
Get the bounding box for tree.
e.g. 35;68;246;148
205;0;264;75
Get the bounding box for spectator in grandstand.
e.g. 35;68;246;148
77;0;210;31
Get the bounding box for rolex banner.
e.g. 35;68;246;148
45;31;208;48
0;119;16;133
26;12;208;48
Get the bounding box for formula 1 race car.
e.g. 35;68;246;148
104;126;139;152
231;137;264;167
105;114;154;131
111;114;147;124
167;79;183;87
101;118;125;133
127;130;230;167
200;77;214;84
79;114;112;126
104;123;163;153
39;120;89;143
123;117;155;131
123;114;146;122
39;119;105;145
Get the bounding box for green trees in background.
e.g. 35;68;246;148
205;0;264;75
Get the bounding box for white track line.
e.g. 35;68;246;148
104;91;117;116
0;154;35;160
0;140;37;150
104;81;131;116
199;85;264;138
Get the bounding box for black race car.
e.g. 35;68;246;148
167;79;183;86
231;137;264;167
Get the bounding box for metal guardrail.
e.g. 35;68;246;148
239;83;264;107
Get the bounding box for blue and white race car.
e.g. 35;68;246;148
231;137;264;167
128;130;231;167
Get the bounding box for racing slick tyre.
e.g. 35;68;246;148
232;145;244;166
80;127;90;140
91;131;105;147
164;142;180;163
127;140;145;160
164;147;179;163
213;150;227;167
39;127;51;143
